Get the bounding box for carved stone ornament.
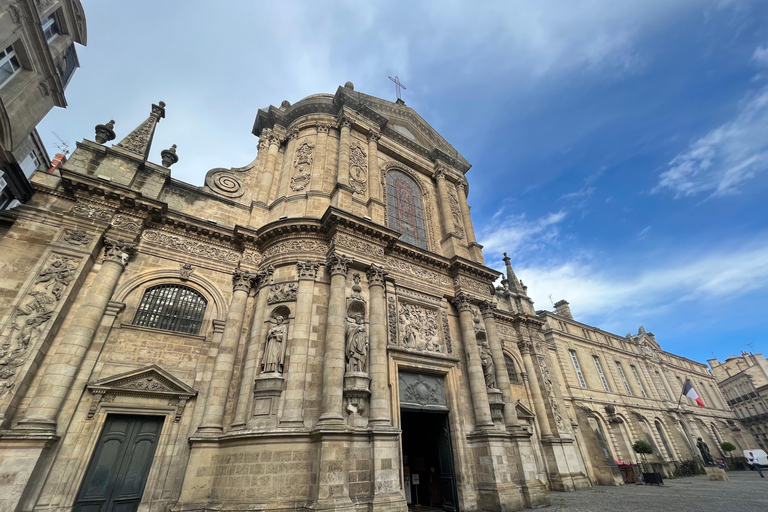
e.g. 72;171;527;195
116;101;165;156
448;189;465;239
451;292;473;313
398;302;441;353
367;131;381;143
478;300;496;317
262;239;328;260
141;230;240;263
346;312;368;373
316;122;331;134
291;140;314;192
251;265;274;289
261;314;287;374
62;228;93;247
267;282;298;304
387;296;397;345
103;237;137;266
208;171;244;198
538;353;567;432
441;311;453;354
38;80;51;97
334;233;385;257
232;268;252;293
85;365;196;422
94;120;116;144
241;250;262;267
366;264;388;287
399;372;446;409
8;3;23;24
0;254;78;395
296;261;320;280
454;275;494;297
72;203;113;222
385;256;451;287
479;341;497;389
349;144;368;195
327;253;351;276
111;214;143;233
179;263;195;280
161;144;179;168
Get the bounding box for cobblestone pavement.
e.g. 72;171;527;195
548;471;768;511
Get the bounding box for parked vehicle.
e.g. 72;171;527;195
743;449;768;468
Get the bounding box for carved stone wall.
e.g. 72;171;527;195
397;301;442;353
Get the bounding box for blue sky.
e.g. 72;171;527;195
39;1;768;364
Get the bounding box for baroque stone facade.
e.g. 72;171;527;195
0;83;755;512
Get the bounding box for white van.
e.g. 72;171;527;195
743;449;768;468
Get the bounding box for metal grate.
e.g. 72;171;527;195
133;284;207;335
504;355;518;383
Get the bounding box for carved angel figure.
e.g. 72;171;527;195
346;313;368;373
480;341;497;389
261;315;287;373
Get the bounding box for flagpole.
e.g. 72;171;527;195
676;376;689;411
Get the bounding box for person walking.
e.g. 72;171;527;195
747;452;764;477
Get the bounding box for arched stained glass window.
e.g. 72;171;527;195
386;170;428;250
133;284;207;335
504;355;519;383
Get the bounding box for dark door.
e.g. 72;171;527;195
437;414;459;512
74;414;164;512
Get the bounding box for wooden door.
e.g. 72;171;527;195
74;414;164;512
437;414;458;512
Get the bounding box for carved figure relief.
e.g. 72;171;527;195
261;314;288;374
62;228;93;246
448;189;465;239
142;230;240;263
290;140;314;191
0;255;78;395
267;282;298;304
480;341;497;389
537;354;567;432
387;296;397;345
398;302;441;353
349;144;368;195
179;263;195;280
345;313;368;373
441;311;453;354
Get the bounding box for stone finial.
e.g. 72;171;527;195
94;120;116;144
344;81;354;90
116;101;166;162
161;144;179;168
280;100;291;109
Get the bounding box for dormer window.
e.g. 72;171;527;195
42;13;61;42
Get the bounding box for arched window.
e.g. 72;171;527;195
504;355;519;383
385;169;428;250
133;284;207;334
655;420;673;459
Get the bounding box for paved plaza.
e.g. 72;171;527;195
548;471;768;511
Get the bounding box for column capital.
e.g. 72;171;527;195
479;300;497;318
366;263;388;287
367;130;381;143
518;338;532;355
339;116;352;129
316;121;331;133
252;265;274;289
297;260;320;280
326;253;351;277
287;128;300;141
232;268;252;293
102;237;137;267
432;166;447;181
456;177;468;192
451;291;473;313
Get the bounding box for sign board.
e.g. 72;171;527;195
412;474;420;485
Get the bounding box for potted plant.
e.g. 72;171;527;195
633;440;663;485
720;442;739;470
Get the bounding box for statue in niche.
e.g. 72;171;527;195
261;315;287;374
479;341;497;389
696;437;715;465
346;313;368;373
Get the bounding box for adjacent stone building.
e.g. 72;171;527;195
0;84;756;512
0;0;87;209
709;352;768;451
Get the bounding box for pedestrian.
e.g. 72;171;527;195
747;452;764;478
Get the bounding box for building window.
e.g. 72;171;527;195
133;284;207;335
385;170;428;250
657;371;671;400
630;365;648;398
569;350;587;388
593;356;611;391
42;13;61;42
616;362;633;395
59;43;79;88
20;152;41;178
504;355;519;383
655;421;673;459
0;45;21;88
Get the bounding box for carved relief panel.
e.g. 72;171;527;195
349;143;368;195
398;372;447;410
397;300;443;353
291;140;314;192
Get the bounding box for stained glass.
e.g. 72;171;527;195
386;170;428;250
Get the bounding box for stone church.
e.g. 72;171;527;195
0;83;754;512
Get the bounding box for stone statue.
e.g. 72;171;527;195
696;437;714;465
261;315;287;373
345;313;368;373
480;341;497;389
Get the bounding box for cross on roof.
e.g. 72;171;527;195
388;75;406;101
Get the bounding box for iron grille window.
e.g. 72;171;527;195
385;170;428;250
504;355;519;383
616;362;633;395
569;350;587;388
593;356;611;392
630;365;648;398
133;284;207;335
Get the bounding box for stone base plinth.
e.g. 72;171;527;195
343;372;370;428
705;466;728;481
250;374;284;429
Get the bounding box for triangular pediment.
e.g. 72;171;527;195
515;400;535;419
87;365;196;398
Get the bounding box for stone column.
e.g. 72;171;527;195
452;293;495;431
366;264;391;427
231;268;272;429
280;128;300;197
456;178;483;262
18;238;136;430
337;117;352;187
255;132;280;205
480;301;520;430
367;131;385;221
317;253;350;426
280;261;320;427
517;327;553;437
311;123;331;193
433;167;456;239
197;269;252;433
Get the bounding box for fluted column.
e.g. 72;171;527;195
452;293;495;430
455;178;477;244
256;131;281;205
337;117;351;187
480;301;520;430
517;327;553;437
18;238;136;431
281;261;320;427
198;269;252;433
433;168;456;239
367;264;390;427
318;254;350;426
231;267;273;429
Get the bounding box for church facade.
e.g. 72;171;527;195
0;84;754;512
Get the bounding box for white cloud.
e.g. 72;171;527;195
477;210;567;255
753;45;768;66
637;226;651;239
654;86;768;197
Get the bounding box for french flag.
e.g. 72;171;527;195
682;378;705;407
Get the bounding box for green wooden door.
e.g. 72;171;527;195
74;415;164;512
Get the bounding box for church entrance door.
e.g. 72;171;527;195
401;410;458;512
74;414;164;512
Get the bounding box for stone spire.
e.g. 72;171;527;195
116;101;166;162
502;252;524;294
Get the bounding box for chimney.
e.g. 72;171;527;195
47;153;67;174
554;299;573;320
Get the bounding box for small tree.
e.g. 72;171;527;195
721;442;736;461
633;440;654;466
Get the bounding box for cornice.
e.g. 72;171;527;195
448;256;500;282
59;168;167;217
